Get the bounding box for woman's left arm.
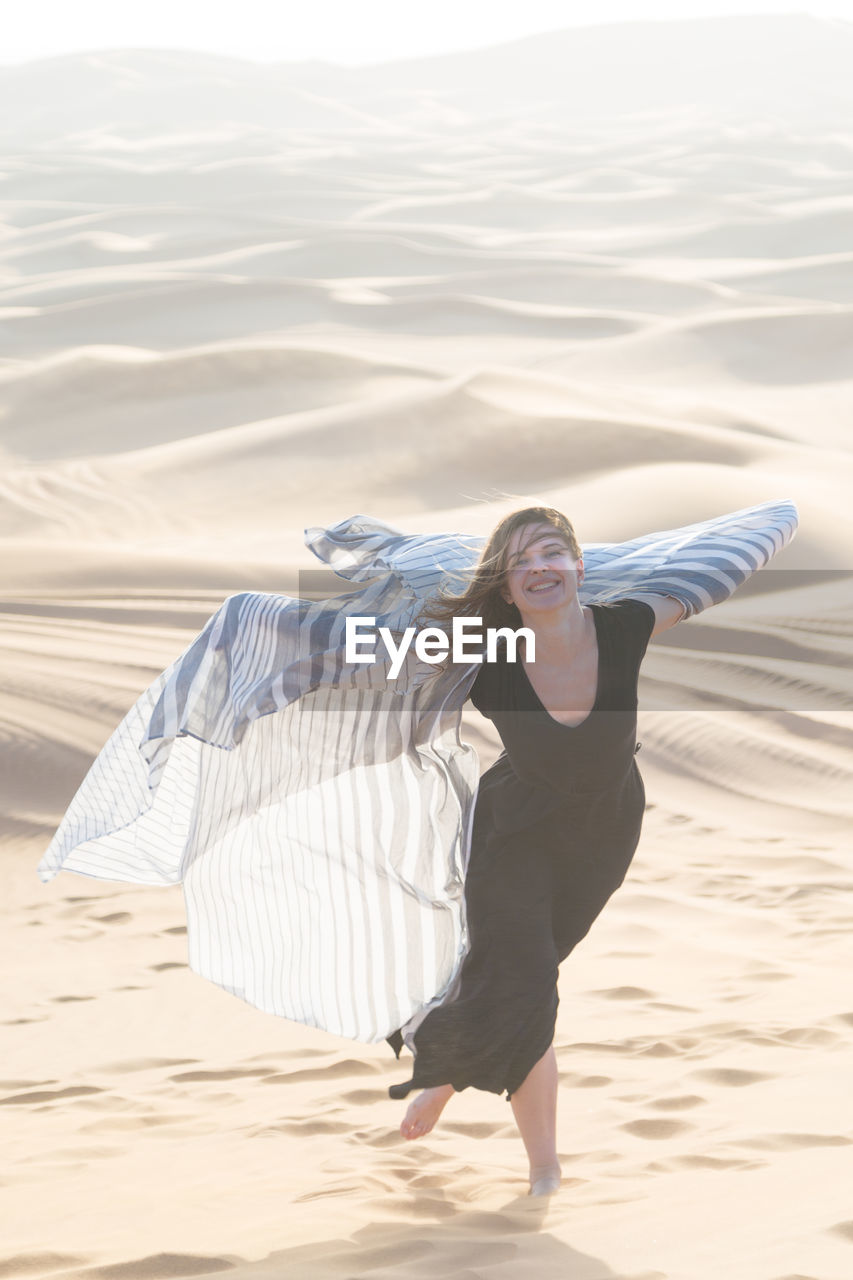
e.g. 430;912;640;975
630;593;688;639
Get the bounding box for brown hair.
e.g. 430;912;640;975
418;506;582;634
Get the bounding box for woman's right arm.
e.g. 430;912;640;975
628;593;687;639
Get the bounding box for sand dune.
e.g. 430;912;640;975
2;221;514;279
540;304;853;386
3;282;647;357
717;252;853;303
0;385;833;539
2;16;852;1280
0;346;436;460
648;202;853;259
1;262;736;314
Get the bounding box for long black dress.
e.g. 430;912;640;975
388;597;656;1102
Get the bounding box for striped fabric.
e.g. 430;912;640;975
37;498;798;1042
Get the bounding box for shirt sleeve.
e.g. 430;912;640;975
611;597;657;661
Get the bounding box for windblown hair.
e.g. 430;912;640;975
418;506;582;634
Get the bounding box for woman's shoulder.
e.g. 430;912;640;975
593;597;656;652
595;596;656;624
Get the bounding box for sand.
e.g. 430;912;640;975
2;16;852;1280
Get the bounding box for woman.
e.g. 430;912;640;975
37;498;797;1194
387;506;687;1196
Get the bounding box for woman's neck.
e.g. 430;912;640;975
520;600;590;663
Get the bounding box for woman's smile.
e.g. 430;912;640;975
527;577;561;594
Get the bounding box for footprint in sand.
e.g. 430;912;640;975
747;1133;852;1150
647;1094;706;1111
293;1183;360;1201
710;1025;778;1048
588;985;657;1000
277;1119;352;1137
829;1220;853;1242
0;1085;103;1106
97;1058;199;1073
260;1059;379;1084
443;1122;500;1139
77;1251;235;1277
340;1088;387;1104
385;1166;450;1189
0;1078;58;1090
350;1129;403;1149
81;1115;200;1135
168;1068;276;1082
255;1047;330;1061
558;1073;612;1088
398;1172;448;1191
620;1118;694;1139
690;1068;772;1086
0;1253;86;1277
636;1041;683;1058
671;1154;767;1172
777;1026;839;1046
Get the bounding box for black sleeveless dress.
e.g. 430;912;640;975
388;597;656;1101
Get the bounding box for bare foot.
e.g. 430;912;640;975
528;1163;562;1196
400;1084;454;1140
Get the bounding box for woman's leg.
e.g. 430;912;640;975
393;816;558;1144
510;1042;561;1193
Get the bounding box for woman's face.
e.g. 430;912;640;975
500;522;583;617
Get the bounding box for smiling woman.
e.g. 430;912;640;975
388;508;668;1191
36;497;799;1198
386;502;772;1192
